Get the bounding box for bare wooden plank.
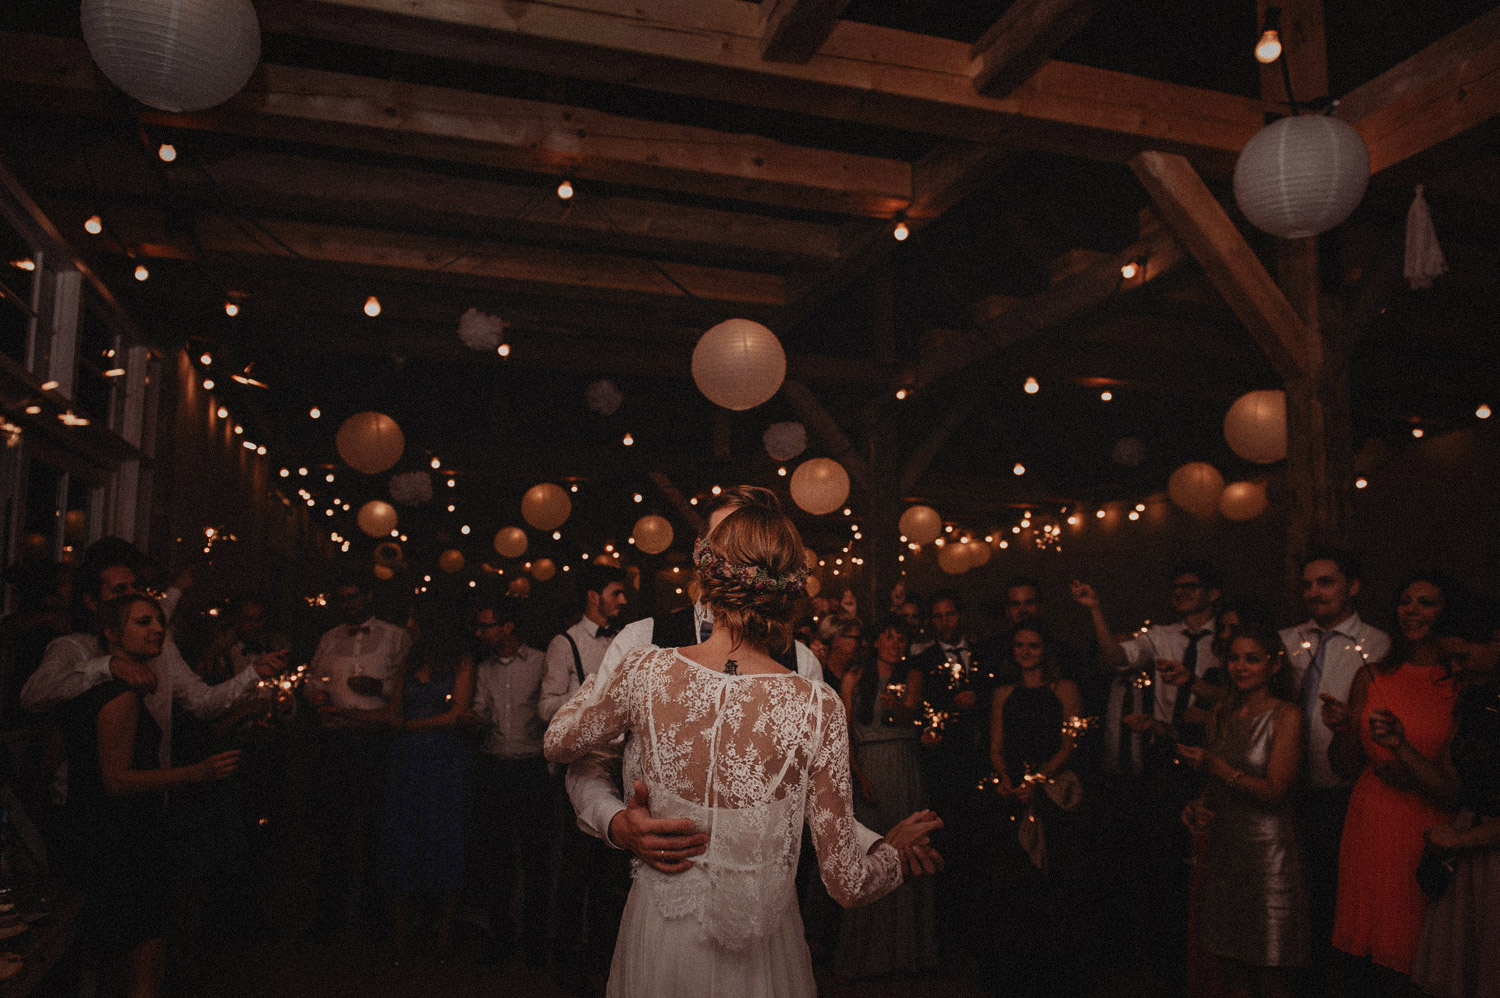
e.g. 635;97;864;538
970;0;1103;98
758;0;852;63
777;379;871;491
257;0;1265;170
1129;151;1307;379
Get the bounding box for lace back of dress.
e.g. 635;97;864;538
637;649;824;950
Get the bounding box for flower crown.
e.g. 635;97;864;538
693;536;810;598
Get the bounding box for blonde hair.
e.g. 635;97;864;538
690;499;805;655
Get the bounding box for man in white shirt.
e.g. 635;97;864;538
542;565;630;993
305;576;410;933
1279;548;1389;965
465;596;551;966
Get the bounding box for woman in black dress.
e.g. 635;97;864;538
61;595;241;998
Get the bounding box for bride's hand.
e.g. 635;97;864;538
881;809;944;876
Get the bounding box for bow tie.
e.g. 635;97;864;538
596;625;619;639
346;625;371;637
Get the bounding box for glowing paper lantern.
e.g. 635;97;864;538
373;541;403;567
531;558;557;582
507;577;531;598
762;421;807;462
373;563;395;581
1168;463;1226;517
691;319;786;411
965;540;992;568
82;0;261;113
520;483;571;531
438;549;465;573
1219;480;1270;521
898;505;943;545
788;458;849;516
1233;116;1370;239
337;412;405;474
805;575;822;598
632;515;674;555
1223;389;1288;464
803;547;819;572
493;527;528;559
357;500;398;538
938;542;971;575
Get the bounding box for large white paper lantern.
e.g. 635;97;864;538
1219;480;1270;521
507;577;531;598
632;515;674;555
372;563;395;581
1233;116;1370;239
938;542;971;575
789;458;849;516
438;549;465;573
337;412;405;474
898;505;943;545
82;0;261;113
357;500;399;538
1168;462;1226;517
1224;389;1288;464
762;422;807;462
531;558;557;582
520;483;571;531
691;319;786;411
964;539;992;568
493;527;528;559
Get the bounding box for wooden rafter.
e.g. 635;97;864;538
970;0;1103;98
257;0;1265;170
1129;151;1308;380
758;0;852;63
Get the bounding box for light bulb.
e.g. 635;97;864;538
777;466;787;476
279;468;289;478
1012;463;1026;476
1023;376;1039;394
157;143;177;162
84;214;102;235
430;457;441;469
1355;477;1369;489
447;478;455;488
233;424;243;435
200;353;212;366
498;343;511;357
633;493;643;503
892;220;909;241
461;525;471;535
1477;404;1492;419
364;296;381;317
202;379;214;390
325;474;334;483
1100;390;1113;401
1096;509;1107;519
216;406;228;418
1120;261;1139;280
309;407;321;419
1255;29;1282;64
257;445;267;455
623;433;634;446
557;179;574;199
553;531;562;540
1411;427;1425;439
1128;510;1140;520
224;301;239;317
134;264;149;281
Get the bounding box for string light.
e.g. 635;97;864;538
1477;404;1492;419
364;296;381;317
202;379;214;390
233;424;243;435
1067;514;1081;525
325;473;335;483
633;493;643;503
134;264;149;281
892;218;910;241
1128;510;1140;520
224;301;239;316
279;468;289;478
1355;477;1369;489
430;457;441;470
895;389;908;400
1255;7;1283;64
1411;427;1424;439
1023;376;1039;394
461;525;471;535
39;381;58;391
216;406;228;418
557;178;574;200
552;530;561;540
777;466;787;476
622;433;634;446
1096;509;1107;519
1100;390;1113;401
309;407;321;419
84;214;103;235
1120;261;1139;280
447;478;456;488
256;445;267;455
24;406;40;415
1012;462;1026;476
498;343;511;357
298;467;308;476
157;143;176;162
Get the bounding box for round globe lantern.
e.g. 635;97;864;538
937;542;971;575
438;549;465;574
898;505;943;545
493;527;528;559
531;558;557;582
520;483;571;531
691;319;786;411
357;500;399;538
1220;480;1270;521
82;0;261;113
1168;463;1226;518
336;412;405;474
1233;115;1370;239
789;458;849;516
632;515;674;555
1224;389;1288;464
372;563;395;581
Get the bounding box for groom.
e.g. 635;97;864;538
564;486;944;876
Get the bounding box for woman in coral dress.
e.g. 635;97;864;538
1327;575;1459;990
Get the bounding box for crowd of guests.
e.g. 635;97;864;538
0;521;1496;998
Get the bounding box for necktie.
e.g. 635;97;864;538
1302;628;1328;723
1172;630;1209;726
596;625;619;639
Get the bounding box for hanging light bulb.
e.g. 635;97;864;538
1100;390;1113;401
224;301;239;317
134;264;149;281
202;378;214;390
557;178;574;200
1477;404;1492;419
157;143;177;162
1120;260;1139;280
84;214;103;235
1255;7;1283;63
497;343;511;358
364;296;381;317
892;218;910;241
216;406;228;418
1023;376;1039;394
1355;477;1369;489
309;407;321;419
622;433;634;446
1411;427;1425;439
1012;462;1026;476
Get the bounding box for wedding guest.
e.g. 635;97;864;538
1179;623;1309;998
817;613;863;688
834;614;937;980
1325;574;1460;992
1413;595;1500;998
380;601;474;964
60;595;242;998
194;593;276;685
977;577;1089;686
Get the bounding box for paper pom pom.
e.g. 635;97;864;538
457;307;506;351
762;421;807;462
388;471;433;507
1112;437;1147;467
586;379;624;416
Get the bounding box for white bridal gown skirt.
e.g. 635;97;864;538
606;879;816;998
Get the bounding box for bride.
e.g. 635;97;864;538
545;499;942;997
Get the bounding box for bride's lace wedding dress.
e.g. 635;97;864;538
546;646;904;997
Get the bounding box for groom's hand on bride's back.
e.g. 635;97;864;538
609;780;710;873
881;809;945;878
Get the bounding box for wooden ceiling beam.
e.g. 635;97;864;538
257;0;1264;171
1128;150;1307;380
0;32;910;218
970;0;1103;99
1334;6;1500;175
758;0;852;63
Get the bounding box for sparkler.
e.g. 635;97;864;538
1061;715;1099;738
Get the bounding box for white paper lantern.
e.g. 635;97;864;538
374;541;403;567
898;505;943;545
493;527;528;559
585;378;624;416
965;540;992;568
389;470;433;506
789;458;849;516
457;307;505;351
337;412;405;474
1223;389;1288;464
804;575;822;598
438;549;465;573
507;577;531;598
1233;116;1370;239
357;500;399;538
531;558;557;582
1168;462;1226;517
691;319;786;411
372;563;395;581
762;421;808;462
1219;480;1270;521
938;542;971;575
803;547;819;572
632;515;674;555
82;0;261;113
520;483;571;531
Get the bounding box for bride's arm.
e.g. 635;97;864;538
544;647;643;764
806;687;904;909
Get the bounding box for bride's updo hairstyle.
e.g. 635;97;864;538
691;487;809;655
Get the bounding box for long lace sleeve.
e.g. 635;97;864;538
805;686;903;909
544;645;643;765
